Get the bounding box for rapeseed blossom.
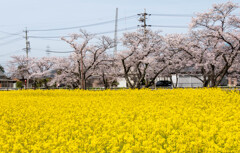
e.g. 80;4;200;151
0;89;240;152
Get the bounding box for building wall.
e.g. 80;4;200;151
0;81;16;88
228;77;238;87
117;78;127;88
177;75;203;87
157;74;203;88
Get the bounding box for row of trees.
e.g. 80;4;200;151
0;65;4;73
7;2;240;89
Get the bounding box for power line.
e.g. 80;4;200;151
32;48;74;53
0;31;22;36
33;38;63;41
151;14;194;17
28;26;138;39
0;38;23;46
0;50;23;57
29;15;137;32
151;13;240;17
28;25;189;41
29;36;67;39
0;34;22;41
46;50;74;53
95;26;138;35
0;31;23;41
26;36;63;41
29;25;190;39
151;25;189;28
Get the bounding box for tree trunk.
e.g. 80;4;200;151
102;72;109;90
170;74;178;88
44;79;49;90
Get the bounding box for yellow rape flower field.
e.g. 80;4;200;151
0;89;240;152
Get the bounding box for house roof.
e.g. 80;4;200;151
0;71;16;82
0;71;7;80
0;79;16;82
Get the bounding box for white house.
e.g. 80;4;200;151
117;78;127;88
116;74;204;88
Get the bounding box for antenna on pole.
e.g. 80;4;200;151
114;8;118;57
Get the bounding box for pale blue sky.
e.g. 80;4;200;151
0;0;239;68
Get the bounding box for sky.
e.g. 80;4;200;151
0;0;239;68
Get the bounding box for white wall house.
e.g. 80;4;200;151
117;74;204;88
157;74;203;88
117;78;127;88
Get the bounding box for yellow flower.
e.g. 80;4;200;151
0;88;239;152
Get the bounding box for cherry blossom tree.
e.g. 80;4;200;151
8;56;58;89
160;34;191;87
8;55;34;81
94;54;119;89
7;2;240;89
166;31;228;87
55;30;114;89
47;56;78;88
29;57;57;89
228;55;240;79
118;29;175;89
188;1;240;87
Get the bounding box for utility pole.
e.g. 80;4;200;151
46;45;50;56
138;10;151;87
23;27;30;89
138;9;151;48
138;9;151;35
114;8;118;57
80;49;85;89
